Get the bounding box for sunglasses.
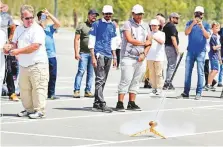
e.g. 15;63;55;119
104;13;112;16
195;12;203;15
173;17;179;20
24;17;34;20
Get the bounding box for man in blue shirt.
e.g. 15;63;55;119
88;5;117;113
37;9;61;100
179;6;210;100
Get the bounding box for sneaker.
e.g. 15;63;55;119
92;102;102;112
210;86;216;92
115;101;125;112
127;101;141;111
73;90;80;98
217;83;223;87
155;89;163;96
195;94;202;100
152;89;157;94
28;111;45;119
177;93;189;99
84;91;94;98
9;93;19;102
204;85;214;91
168;83;175;90
17;110;31;117
101;102;113;113
162;83;169;90
48;95;60;100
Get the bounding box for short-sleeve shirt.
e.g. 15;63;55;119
163;22;179;46
12;22;48;67
89;19;116;58
146;31;165;61
209;34;221;60
44;24;56;58
185;20;210;53
0;12;13;37
121;18;149;58
75;21;92;53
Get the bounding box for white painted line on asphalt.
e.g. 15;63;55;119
205;107;223;111
2;104;223;125
75;129;223;147
0;131;113;143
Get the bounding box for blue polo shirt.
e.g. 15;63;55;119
44;25;56;58
89;19;116;58
186;20;210;53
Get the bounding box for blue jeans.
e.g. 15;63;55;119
218;64;223;84
184;51;205;95
48;57;57;97
74;53;93;92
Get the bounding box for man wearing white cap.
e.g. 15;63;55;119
115;4;151;112
88;5;117;113
179;6;210;100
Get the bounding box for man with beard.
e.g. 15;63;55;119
163;12;180;90
88;5;117;113
73;9;99;98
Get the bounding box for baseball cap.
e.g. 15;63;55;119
169;12;180;18
132;4;144;14
102;5;114;14
150;19;160;25
194;6;204;13
88;9;99;16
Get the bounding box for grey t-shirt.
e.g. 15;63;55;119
0;12;13;37
121;18;149;58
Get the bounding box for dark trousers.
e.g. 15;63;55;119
204;59;216;86
5;56;17;96
94;55;112;103
116;49;121;68
48;57;57;97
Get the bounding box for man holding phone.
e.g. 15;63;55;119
37;8;61;100
179;6;210;100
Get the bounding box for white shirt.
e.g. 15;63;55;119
12;22;48;67
146;31;165;61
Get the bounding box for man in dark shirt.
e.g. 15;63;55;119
163;12;180;90
73;9;99;98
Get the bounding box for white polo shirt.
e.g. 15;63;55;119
12;22;48;67
146;30;165;61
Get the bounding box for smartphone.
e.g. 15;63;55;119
41;14;47;21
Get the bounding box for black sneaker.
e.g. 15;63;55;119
217;83;223;87
162;83;169;90
115;101;125;112
177;93;189;99
92;102;102;112
168;83;175;90
100;102;113;113
127;101;141;111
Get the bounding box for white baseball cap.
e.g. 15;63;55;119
194;6;204;13
102;5;114;14
132;4;144;14
150;19;160;25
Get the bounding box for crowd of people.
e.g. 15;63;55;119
1;2;223;119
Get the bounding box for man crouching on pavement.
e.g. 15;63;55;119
3;5;49;119
115;4;151;112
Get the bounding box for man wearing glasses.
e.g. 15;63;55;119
163;12;180;90
179;6;210;100
88;5;117;113
3;5;49;119
115;4;151;112
73;9;99;98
